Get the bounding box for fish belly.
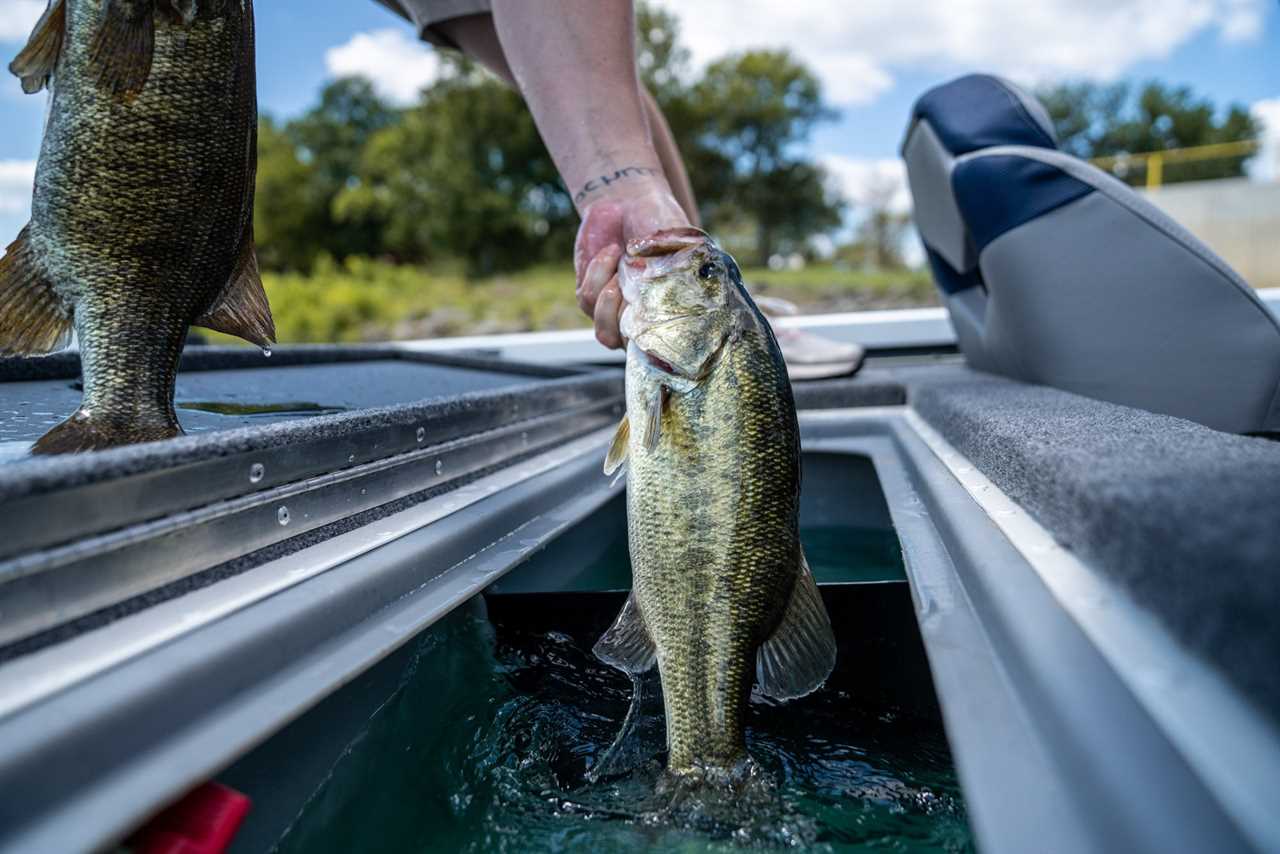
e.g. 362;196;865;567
626;346;801;774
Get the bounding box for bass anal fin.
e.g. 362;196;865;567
194;234;276;349
756;551;837;700
0;226;73;356
590;594;663;782
593;591;657;674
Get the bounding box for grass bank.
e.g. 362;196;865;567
205;257;939;345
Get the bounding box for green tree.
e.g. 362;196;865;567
253;79;398;271
336;58;574;275
635;2;690;106
287;78;400;262
633;3;735;223
1038;81;1260;185
254;116;329;271
688;50;844;264
842;174;910;270
256;8;845;276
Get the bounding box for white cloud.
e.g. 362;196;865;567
1249;98;1280;183
0;1;44;43
821;155;911;214
653;0;1269;106
1219;0;1266;40
0;160;36;258
0;159;35;215
819;154;925;264
324;28;444;105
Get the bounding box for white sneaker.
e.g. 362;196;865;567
754;296;867;381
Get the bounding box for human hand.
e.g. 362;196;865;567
574;182;690;349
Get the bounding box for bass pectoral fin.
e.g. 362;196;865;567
642;385;668;452
0;226;73;355
9;0;66;94
195;236;276;349
603;415;629;477
756;552;837;700
90;0;156;102
593;591;657;674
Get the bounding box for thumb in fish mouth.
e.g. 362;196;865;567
627;227;711;257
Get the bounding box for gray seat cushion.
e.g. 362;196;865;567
903;77;1280;433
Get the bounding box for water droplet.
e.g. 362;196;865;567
262;346;272;358
249;462;265;483
416;427;426;443
435;459;444;476
348;453;355;463
521;431;529;447
277;506;290;526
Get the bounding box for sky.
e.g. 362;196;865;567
0;0;1277;247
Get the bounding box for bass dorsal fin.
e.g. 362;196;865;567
9;0;66;94
195;233;276;349
756;552;837;700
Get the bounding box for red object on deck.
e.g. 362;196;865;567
126;782;251;854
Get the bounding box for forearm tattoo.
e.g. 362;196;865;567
574;165;660;205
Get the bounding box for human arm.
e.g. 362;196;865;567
488;0;694;348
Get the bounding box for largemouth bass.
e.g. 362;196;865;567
0;0;272;454
594;227;837;786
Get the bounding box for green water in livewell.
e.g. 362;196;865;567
269;528;971;853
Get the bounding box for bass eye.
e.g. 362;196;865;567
697;261;719;279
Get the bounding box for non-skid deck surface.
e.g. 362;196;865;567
0;359;547;454
899;363;1280;722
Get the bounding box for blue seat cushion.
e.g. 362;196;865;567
913;74;1058;156
952;156;1095;251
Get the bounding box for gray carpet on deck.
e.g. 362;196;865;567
903;364;1280;721
791;368;906;409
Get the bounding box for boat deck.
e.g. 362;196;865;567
0;343;1277;853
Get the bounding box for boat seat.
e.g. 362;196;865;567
902;74;1280;434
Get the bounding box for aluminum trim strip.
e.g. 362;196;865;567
0;401;618;647
0;428;618;721
0;371;622;560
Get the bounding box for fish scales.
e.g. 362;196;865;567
1;0;272;453
595;227;836;786
628;324;801;769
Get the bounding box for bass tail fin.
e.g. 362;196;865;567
8;0;66;94
89;0;156;102
33;409;181;455
755;551;837;700
0;226;73;356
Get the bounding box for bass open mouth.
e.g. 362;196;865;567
645;352;679;375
